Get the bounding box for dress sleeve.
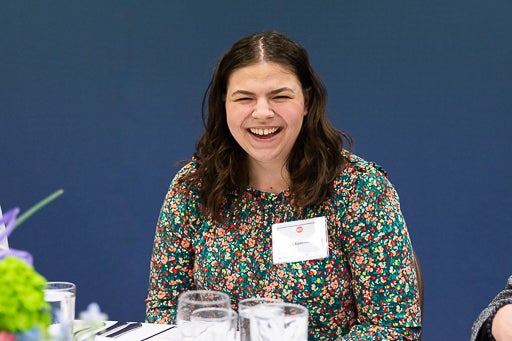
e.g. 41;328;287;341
145;164;201;323
470;276;512;341
340;164;421;340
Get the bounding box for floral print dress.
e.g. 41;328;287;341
145;154;421;340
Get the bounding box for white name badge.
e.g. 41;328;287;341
272;217;329;264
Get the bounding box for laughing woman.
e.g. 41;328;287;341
145;31;421;340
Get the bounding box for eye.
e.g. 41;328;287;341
273;95;292;101
234;97;252;102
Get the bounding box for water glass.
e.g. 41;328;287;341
189;307;232;341
177;290;231;340
228;308;239;341
249;302;308;341
238;297;282;341
44;282;76;337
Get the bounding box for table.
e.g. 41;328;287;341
77;321;180;341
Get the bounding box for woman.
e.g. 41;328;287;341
471;275;512;341
145;31;421;340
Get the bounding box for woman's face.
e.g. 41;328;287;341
225;62;308;169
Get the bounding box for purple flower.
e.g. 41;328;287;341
0;208;33;266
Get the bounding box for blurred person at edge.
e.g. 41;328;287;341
472;275;512;341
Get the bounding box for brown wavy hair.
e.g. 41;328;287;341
187;31;351;221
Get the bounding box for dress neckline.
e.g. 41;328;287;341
244;186;291;198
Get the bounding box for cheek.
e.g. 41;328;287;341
225;105;235;127
226;111;238;129
226;104;248;128
226;113;244;139
276;104;307;124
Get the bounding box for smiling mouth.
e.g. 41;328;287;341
249;127;281;137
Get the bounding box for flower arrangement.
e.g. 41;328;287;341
0;190;109;341
0;256;50;341
0;190;66;341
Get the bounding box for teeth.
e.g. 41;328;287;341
250;127;279;136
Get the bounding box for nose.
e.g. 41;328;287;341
252;99;274;119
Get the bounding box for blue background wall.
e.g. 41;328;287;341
2;1;511;340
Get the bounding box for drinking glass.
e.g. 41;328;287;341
189;307;232;341
176;290;231;341
44;282;76;337
238;297;282;341
249;302;308;341
228;308;239;341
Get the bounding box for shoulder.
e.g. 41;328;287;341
493;275;512;301
171;160;198;184
175;160;198;178
340;152;389;185
161;160;203;214
167;160;200;196
333;152;398;203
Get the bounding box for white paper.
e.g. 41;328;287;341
272;217;329;264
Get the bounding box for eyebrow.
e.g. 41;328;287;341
230;87;295;97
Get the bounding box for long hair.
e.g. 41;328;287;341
187;31;351;221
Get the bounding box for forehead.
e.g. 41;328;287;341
227;62;300;89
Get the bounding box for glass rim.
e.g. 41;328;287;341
251;302;308;317
190;307;231;321
178;289;230;304
45;281;76;291
276;302;308;316
238;297;282;308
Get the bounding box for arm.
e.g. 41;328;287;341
340;165;421;340
145;164;201;323
471;276;512;341
493;304;512;341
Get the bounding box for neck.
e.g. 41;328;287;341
248;160;290;193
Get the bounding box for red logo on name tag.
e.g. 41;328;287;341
296;226;303;233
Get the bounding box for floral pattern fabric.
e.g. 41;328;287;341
145;154;421;340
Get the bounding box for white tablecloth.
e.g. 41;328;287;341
76;321;180;341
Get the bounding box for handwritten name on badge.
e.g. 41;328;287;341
272;217;329;264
